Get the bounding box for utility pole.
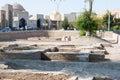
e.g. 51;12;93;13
51;0;64;29
107;10;110;31
84;0;87;9
51;0;64;12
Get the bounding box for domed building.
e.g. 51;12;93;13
0;3;64;30
12;3;29;29
50;11;62;21
12;2;25;17
1;4;13;28
0;3;44;30
49;11;62;29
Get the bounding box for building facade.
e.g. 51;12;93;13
1;4;13;28
0;10;6;28
0;3;45;30
0;3;63;30
64;13;77;23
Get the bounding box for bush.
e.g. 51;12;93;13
74;10;98;36
79;30;86;36
113;25;120;30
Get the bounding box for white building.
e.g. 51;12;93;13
0;3;44;30
0;3;63;30
64;13;77;23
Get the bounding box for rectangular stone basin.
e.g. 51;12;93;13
42;52;105;62
0;49;43;60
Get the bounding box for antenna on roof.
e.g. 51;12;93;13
50;0;64;12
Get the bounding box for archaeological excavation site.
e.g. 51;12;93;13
0;30;120;80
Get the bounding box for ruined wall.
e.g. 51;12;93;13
96;31;120;44
0;30;79;41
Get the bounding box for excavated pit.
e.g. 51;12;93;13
0;43;116;80
0;32;118;80
0;44;107;62
42;45;106;62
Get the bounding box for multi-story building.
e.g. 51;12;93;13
64;12;77;23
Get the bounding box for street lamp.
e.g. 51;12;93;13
51;0;64;11
107;10;110;31
51;0;64;29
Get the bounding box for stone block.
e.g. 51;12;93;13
43;52;81;61
27;37;40;41
91;50;108;55
0;62;8;69
8;44;18;47
59;48;80;52
0;50;41;60
0;49;5;52
50;47;59;52
89;53;105;62
61;36;71;41
93;77;112;80
76;53;89;62
67;76;78;80
42;52;90;62
80;49;92;53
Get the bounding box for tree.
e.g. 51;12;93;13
102;13;114;30
113;18;120;26
85;0;94;17
112;18;120;30
59;17;69;30
75;10;98;36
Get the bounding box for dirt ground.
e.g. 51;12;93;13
0;71;69;80
0;37;120;80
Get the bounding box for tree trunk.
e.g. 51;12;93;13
89;0;93;17
85;31;90;36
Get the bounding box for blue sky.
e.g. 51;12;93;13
0;0;120;15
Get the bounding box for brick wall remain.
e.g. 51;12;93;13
0;30;79;41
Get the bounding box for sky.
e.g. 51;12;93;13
0;0;120;15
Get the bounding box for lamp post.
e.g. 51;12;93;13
51;0;64;11
107;10;110;31
51;0;64;30
84;0;87;9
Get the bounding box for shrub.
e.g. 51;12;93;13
74;10;98;36
113;25;120;30
79;30;86;36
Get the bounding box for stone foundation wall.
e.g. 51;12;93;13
96;31;113;39
0;30;79;41
96;31;120;44
0;51;41;60
0;71;70;80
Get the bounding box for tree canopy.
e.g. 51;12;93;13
102;12;114;30
74;10;98;35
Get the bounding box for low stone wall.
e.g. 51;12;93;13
0;51;41;60
0;71;70;80
42;52;105;62
96;31;113;39
0;30;79;41
96;31;120;44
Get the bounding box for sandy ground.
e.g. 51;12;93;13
105;44;120;62
0;59;120;80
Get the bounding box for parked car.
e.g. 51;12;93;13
27;26;33;30
0;28;3;32
2;27;12;32
12;27;20;31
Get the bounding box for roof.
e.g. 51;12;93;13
50;11;62;21
12;2;25;11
